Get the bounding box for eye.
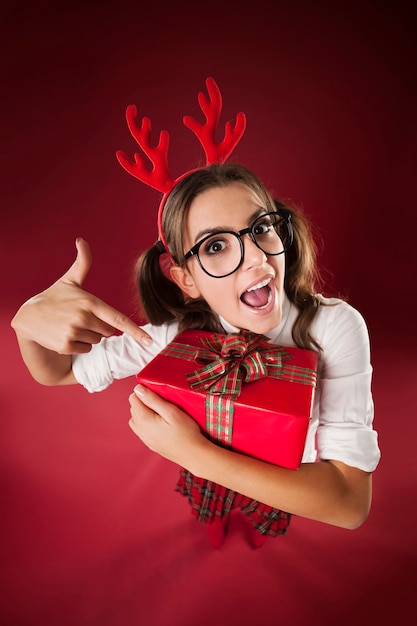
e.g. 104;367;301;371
253;217;274;236
202;235;229;256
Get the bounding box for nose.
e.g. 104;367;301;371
241;233;267;269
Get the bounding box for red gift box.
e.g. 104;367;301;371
137;330;318;469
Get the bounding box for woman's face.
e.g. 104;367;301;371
170;182;286;334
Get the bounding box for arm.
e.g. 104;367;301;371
128;385;372;530
11;238;152;386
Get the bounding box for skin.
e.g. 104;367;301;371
11;183;372;529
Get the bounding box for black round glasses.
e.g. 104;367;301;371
183;209;293;278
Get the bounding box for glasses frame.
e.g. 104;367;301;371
183;209;293;278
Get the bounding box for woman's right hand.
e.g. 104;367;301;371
11;238;152;384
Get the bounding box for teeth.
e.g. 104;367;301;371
246;278;271;292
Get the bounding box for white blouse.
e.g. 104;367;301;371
72;294;380;472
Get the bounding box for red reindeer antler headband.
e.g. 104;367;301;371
116;77;247;264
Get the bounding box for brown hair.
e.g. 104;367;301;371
136;163;327;351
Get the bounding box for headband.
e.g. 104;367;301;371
116;77;247;265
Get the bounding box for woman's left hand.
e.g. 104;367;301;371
128;384;208;468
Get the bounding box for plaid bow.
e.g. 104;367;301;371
161;331;316;446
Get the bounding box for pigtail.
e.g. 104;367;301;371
136;244;183;325
281;201;330;352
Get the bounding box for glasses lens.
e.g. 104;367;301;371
252;212;290;254
197;232;242;277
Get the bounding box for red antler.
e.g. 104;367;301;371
116;78;246;194
183;77;246;164
116;107;174;193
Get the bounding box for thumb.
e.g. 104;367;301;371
132;384;175;423
62;237;92;287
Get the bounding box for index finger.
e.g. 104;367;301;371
92;300;152;346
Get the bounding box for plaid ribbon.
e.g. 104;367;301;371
161;331;316;445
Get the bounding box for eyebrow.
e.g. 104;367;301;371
192;207;267;244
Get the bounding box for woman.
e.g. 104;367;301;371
11;163;380;547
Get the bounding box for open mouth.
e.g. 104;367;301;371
240;277;273;309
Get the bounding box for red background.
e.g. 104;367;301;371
1;2;416;625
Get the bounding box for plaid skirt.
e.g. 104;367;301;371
176;468;291;536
